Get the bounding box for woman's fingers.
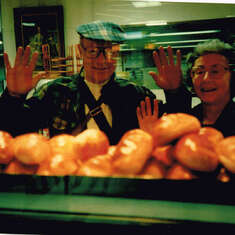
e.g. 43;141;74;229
157;46;181;67
149;71;159;85
145;97;152;116
139;97;157;117
153;51;162;73
159;46;168;66
136;106;142;124
140;100;146;117
167;46;174;65
176;49;181;67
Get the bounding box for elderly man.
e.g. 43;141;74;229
0;21;189;144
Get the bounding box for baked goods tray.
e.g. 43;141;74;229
0;174;235;205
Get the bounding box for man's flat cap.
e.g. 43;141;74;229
76;21;126;43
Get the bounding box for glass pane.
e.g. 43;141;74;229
0;0;5;94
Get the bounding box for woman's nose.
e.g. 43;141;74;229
202;71;210;80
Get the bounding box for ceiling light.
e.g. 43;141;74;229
170;45;197;49
148;30;221;37
152;0;235;3
124;31;144;39
126;20;167;26
145;20;167;26
132;1;162;8
153;39;213;45
22;22;36;27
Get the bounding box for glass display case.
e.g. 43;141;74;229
1;175;235;234
0;1;5;94
1;2;235;234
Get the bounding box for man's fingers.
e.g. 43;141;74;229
14;46;23;67
3;52;15;90
22;46;31;66
29;51;39;71
153;99;159;117
3;52;11;70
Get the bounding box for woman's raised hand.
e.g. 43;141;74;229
149;46;182;90
137;97;159;133
4;46;45;96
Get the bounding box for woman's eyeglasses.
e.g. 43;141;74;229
191;64;230;79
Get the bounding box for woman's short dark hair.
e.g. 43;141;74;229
185;39;235;98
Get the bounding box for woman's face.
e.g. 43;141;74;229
191;53;231;104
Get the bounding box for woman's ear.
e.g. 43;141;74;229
190;70;194;79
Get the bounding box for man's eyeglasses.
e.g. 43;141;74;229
191;64;230;79
81;43;120;60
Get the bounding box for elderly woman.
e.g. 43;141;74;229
137;39;235;137
185;39;235;137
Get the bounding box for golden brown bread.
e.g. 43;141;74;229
76;154;113;177
0;131;14;164
13;133;51;165
215;136;235;173
198;127;224;151
4;159;38;175
138;158;165;179
49;134;77;159
112;129;153;175
74;129;110;162
36;134;80;176
40;154;78;176
150;113;201;147
151;145;174;167
165;163;197;180
173;132;219;172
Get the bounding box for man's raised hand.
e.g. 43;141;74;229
4;45;45;96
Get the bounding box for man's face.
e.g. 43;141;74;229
191;53;231;104
79;38;120;84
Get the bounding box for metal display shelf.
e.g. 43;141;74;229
1;175;235;234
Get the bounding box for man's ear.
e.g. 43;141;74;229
77;43;83;58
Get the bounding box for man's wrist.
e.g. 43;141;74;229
7;90;26;98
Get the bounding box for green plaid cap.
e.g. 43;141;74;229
76;21;126;43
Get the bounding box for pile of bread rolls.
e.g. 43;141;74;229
0;113;234;182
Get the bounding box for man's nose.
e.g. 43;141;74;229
97;51;112;63
96;50;107;61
